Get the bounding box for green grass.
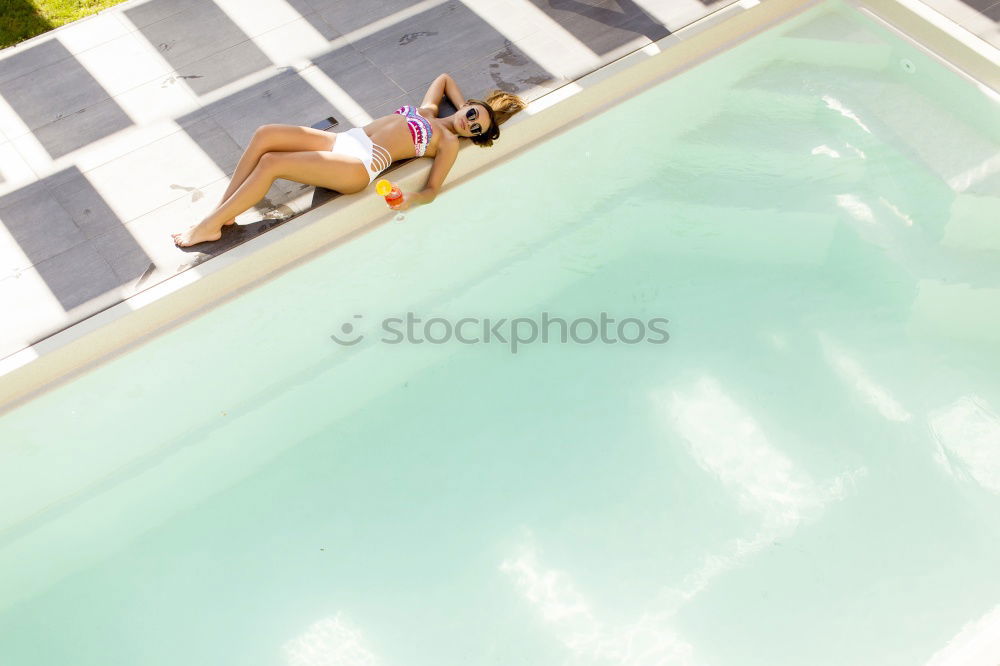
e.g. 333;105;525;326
1;0;132;49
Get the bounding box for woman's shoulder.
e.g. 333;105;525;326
436;128;459;153
417;103;439;118
426;124;457;158
436;126;458;144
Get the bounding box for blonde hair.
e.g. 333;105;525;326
469;90;527;148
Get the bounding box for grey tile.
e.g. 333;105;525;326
979;1;1000;20
311;0;418;35
48;172;114;242
123;0;205;29
443;41;563;101
960;0;998;11
33;241;124;311
0;38;70;86
130;0;273;94
284;0;341;40
366;93;412;120
312;44;407;111
31;97;135;159
177;40;276;97
0;41;110;129
0;180;86;268
615;8;672;42
176;66;302;124
13;167;153;293
178;70;339;149
46;168;124;239
175;116;245;177
526;0;669;55
91;225;157;285
981;27;1000;49
353;2;534;91
0;41;133;158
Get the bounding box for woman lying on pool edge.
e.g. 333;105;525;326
172;74;526;247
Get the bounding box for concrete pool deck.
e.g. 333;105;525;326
0;0;997;399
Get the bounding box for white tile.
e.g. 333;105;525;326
7;134;57;182
251;15;336;66
299;67;374;126
0;142;39;199
109;9;138;35
502;0;603;71
75;119;189;174
460;0;549;43
215;0;310;39
332;0;450;48
74;32;173;98
10;117;183;183
120;176;230;265
55;12;131;55
0;90;33;142
509;30;597;80
0;267;67;357
78;130;229;223
0;219;33;276
121;175;311;275
113;75;201;126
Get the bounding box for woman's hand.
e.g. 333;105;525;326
393;188;436;210
421;73;466;113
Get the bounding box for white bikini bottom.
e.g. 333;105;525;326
331;127;392;183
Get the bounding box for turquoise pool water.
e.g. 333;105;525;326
2;2;1000;664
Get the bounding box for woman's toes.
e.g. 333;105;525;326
174;227;222;247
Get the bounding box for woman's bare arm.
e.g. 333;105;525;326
400;134;459;207
420;73;466;116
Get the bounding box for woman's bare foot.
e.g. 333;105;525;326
172;220;223;247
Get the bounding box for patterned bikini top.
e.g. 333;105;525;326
393;105;433;157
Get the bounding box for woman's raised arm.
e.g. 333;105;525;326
398;134;459;208
420;73;466;116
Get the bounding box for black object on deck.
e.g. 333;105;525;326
310;116;339;132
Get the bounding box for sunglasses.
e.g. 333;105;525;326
465;106;485;135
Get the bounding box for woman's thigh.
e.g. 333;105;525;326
255;124;338;152
260;150;370;194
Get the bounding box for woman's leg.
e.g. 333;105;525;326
213;124;338;225
173;149;369;247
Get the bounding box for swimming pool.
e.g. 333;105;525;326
2;0;1000;663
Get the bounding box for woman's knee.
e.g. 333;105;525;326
252;124;285;144
256;151;282;173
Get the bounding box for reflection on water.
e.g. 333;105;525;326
930;396;1000;495
284;614;378;666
